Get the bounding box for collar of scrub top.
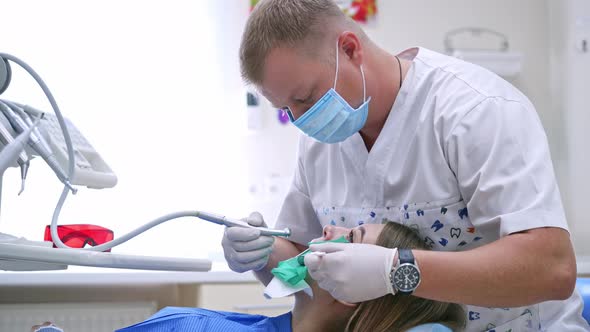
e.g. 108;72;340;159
32;324;64;332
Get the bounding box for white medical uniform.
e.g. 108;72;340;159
275;47;590;331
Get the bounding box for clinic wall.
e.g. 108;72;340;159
548;0;590;257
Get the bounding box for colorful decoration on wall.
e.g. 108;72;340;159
250;0;260;12
249;0;377;22
336;0;377;22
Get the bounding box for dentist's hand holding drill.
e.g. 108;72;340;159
222;212;275;273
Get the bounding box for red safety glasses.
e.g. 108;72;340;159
44;224;114;252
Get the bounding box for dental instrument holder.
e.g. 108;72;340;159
0;52;212;272
0;111;30;194
0;101;76;194
0;113;70;271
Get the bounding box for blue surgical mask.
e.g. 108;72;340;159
286;42;370;144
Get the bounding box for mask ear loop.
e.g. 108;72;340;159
333;40;340;90
360;65;366;102
334;40;367;102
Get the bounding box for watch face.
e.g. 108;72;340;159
393;263;420;292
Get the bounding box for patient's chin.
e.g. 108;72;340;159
308;280;331;302
306;277;357;312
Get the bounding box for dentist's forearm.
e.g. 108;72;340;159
254;237;304;286
412;227;576;307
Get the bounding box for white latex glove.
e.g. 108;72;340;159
304;242;398;303
222;211;275;273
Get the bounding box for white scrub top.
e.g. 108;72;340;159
275;47;590;331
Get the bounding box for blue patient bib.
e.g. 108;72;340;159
406;323;453;332
116;307;292;332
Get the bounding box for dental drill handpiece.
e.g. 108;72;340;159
196;211;291;237
12;104;59;192
0;113;30;193
0;101;77;194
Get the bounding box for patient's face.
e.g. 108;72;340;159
313;223;385;244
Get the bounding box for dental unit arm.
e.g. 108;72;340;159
0;52;288;272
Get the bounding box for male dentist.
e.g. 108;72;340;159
222;0;590;330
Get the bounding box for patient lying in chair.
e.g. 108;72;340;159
117;222;465;332
33;222;465;332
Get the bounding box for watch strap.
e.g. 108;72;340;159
398;249;414;265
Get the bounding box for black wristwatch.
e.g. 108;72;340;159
390;249;421;295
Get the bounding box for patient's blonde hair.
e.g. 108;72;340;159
240;0;368;85
346;222;466;332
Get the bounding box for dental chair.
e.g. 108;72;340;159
577;278;590;324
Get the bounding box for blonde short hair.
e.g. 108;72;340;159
239;0;364;85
